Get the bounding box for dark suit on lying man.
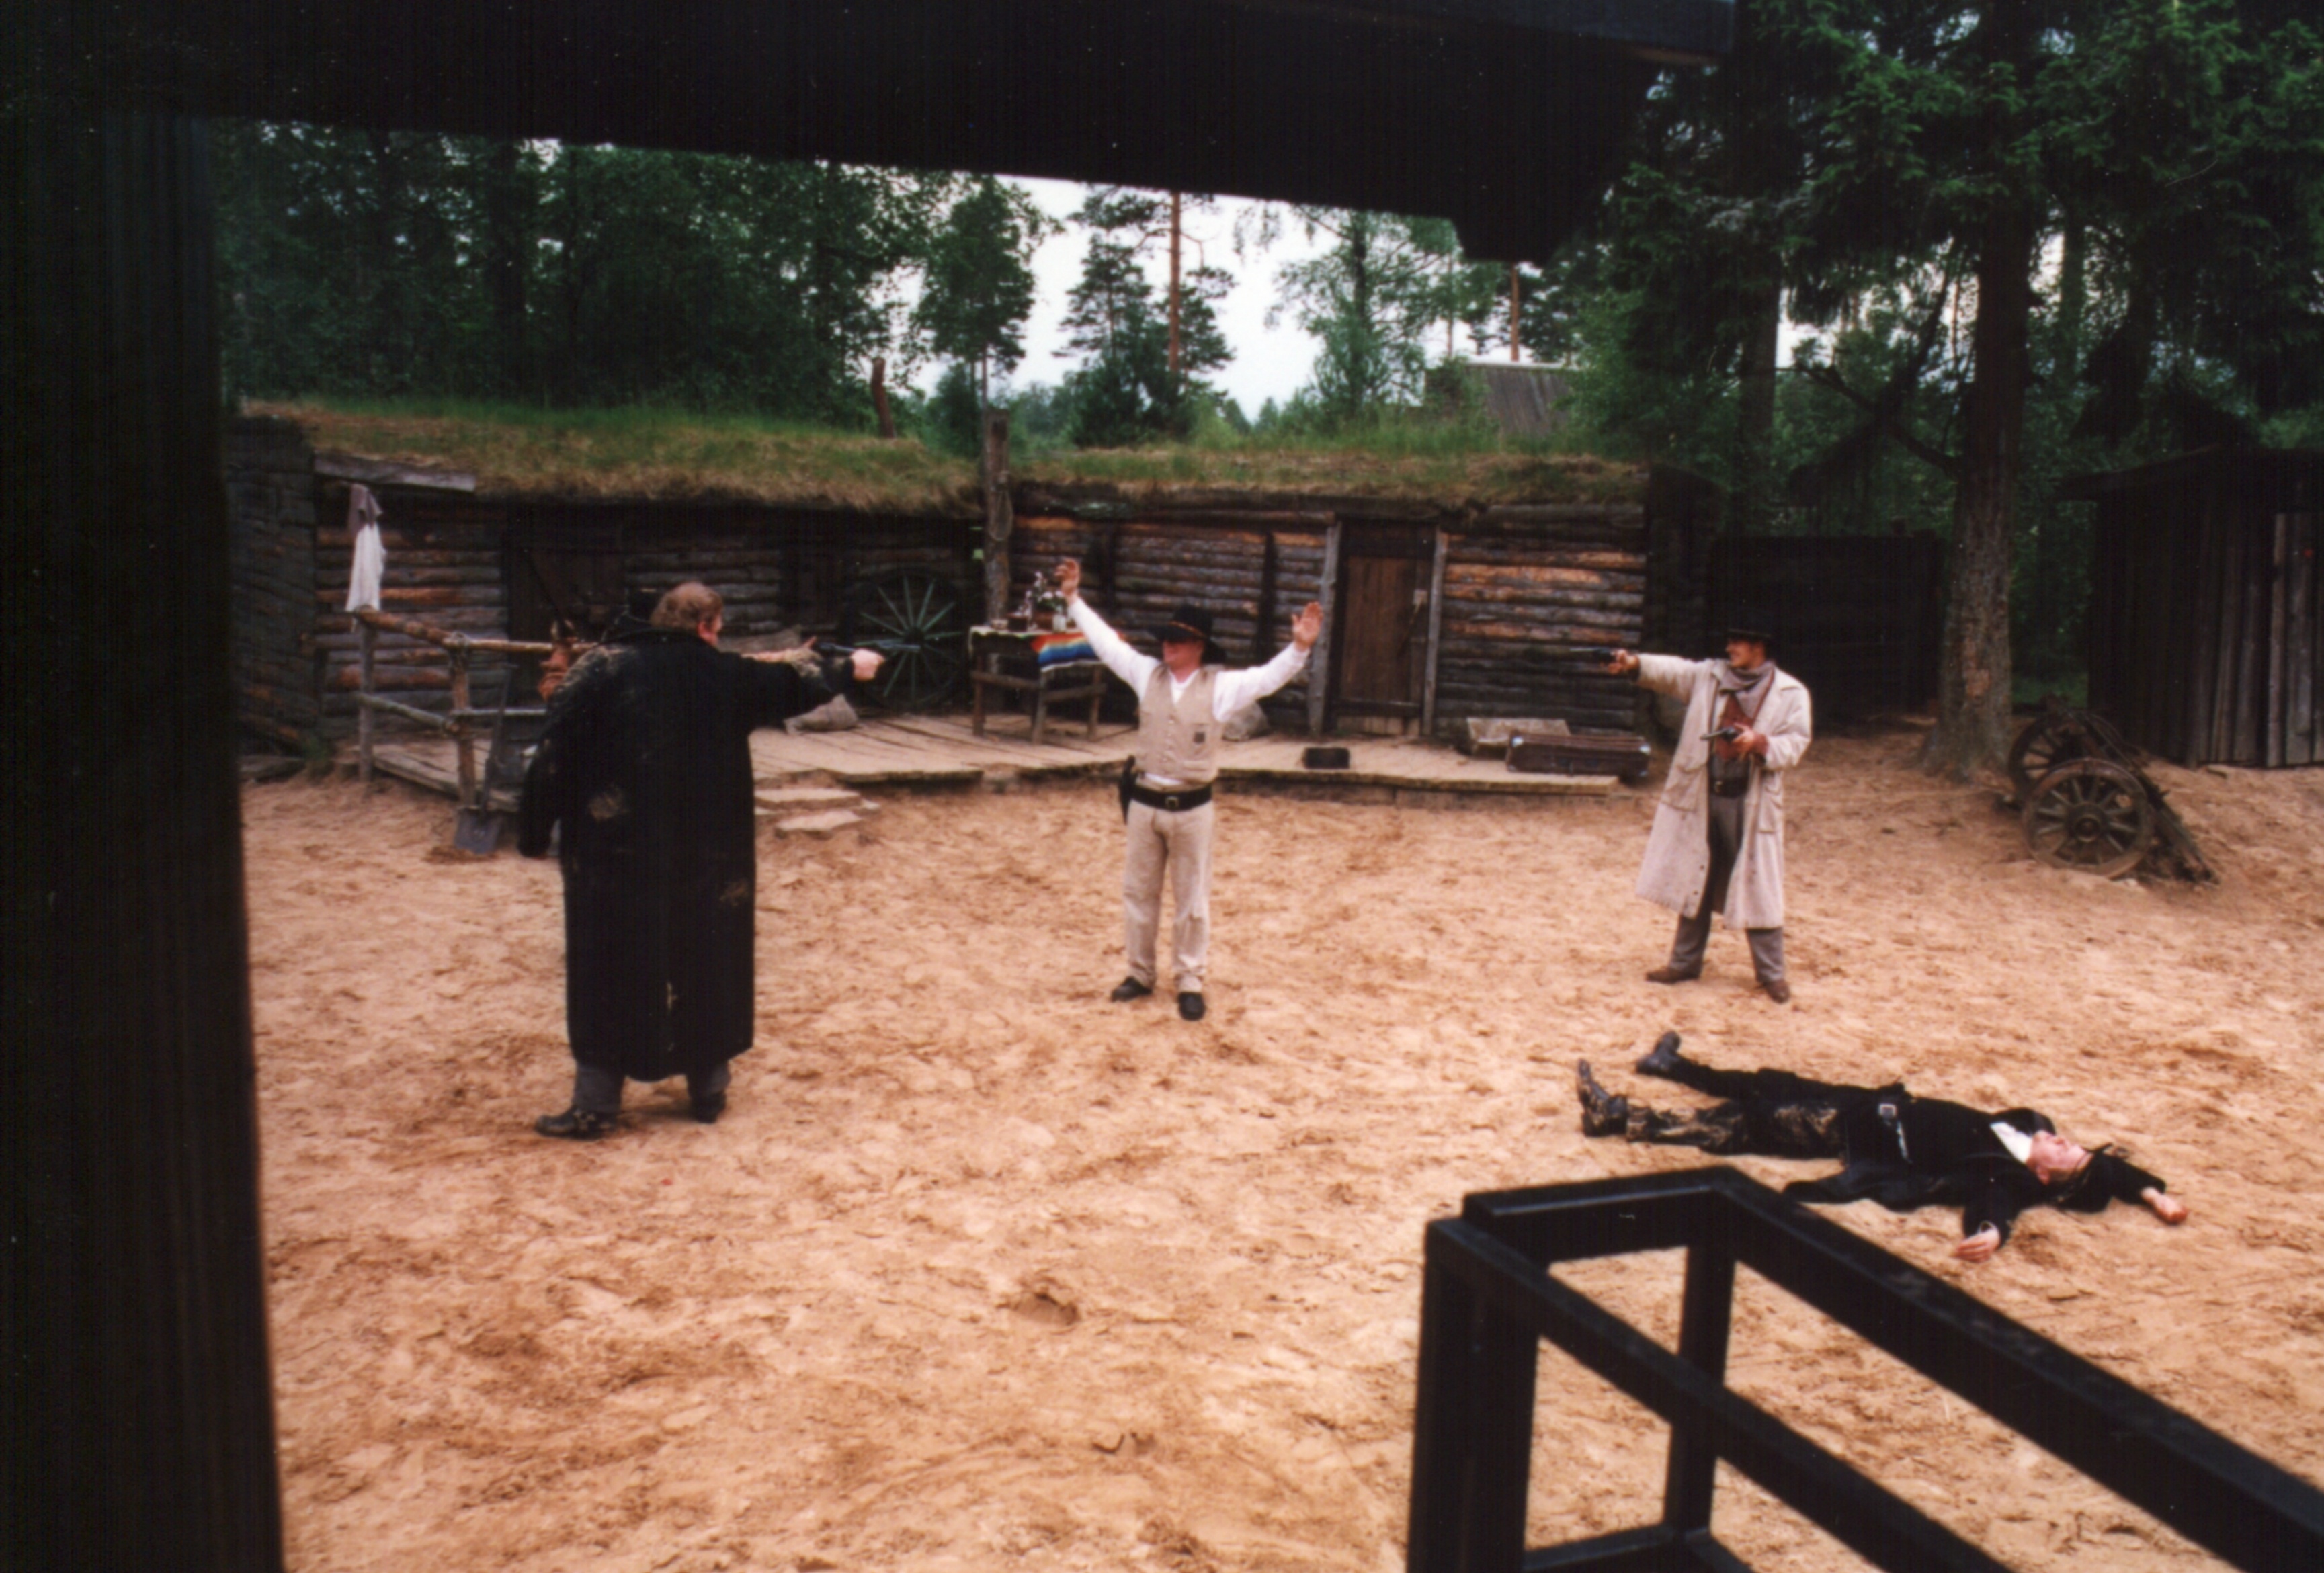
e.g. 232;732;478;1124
1576;1033;2186;1262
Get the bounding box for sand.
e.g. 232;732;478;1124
244;726;2324;1572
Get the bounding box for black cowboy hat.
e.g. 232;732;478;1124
1723;607;1776;648
1147;603;1222;664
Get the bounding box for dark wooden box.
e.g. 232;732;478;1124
1507;732;1650;783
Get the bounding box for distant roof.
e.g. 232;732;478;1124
2056;446;2324;501
1466;363;1574;439
243;403;1643;515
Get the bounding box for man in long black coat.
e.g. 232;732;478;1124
518;581;880;1138
1575;1033;2188;1262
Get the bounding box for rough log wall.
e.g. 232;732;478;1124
1434;507;1644;731
315;491;511;739
225;421;321;747
1013;516;1327;708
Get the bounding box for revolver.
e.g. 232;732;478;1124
1702;724;1743;744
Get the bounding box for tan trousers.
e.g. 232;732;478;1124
1122;799;1214;994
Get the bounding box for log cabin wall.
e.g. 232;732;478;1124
1438;505;1645;731
315;484;511;739
1009;513;1328;718
225;418;323;747
1009;499;1649;733
538;503;974;642
2081;449;2322;767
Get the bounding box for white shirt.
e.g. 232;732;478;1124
1068;593;1311;785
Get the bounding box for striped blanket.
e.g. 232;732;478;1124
1032;630;1097;669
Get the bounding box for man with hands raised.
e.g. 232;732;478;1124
1055;558;1321;1022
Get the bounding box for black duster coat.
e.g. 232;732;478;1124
517;630;849;1080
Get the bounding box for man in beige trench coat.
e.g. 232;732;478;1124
1605;619;1812;1002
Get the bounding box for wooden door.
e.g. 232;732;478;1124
1330;524;1434;727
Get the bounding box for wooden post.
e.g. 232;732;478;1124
448;636;476;807
358;617;377;788
981;406;1013;624
1308;520;1341;736
870;355;897;439
1509;265;1521;362
1421;524;1449;736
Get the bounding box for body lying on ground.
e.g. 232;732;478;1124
1576;1033;2188;1262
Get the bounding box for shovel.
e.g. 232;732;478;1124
452;674;517;854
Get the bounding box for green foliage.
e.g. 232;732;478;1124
1052;189;1235;446
916;175;1048;409
1253;208;1485;422
1537;0;2324;732
213;125;980;421
922;362;985;459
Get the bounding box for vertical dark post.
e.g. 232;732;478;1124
1309;521;1341;735
870;355;897;439
3;110;286;1572
450;637;476;807
1409;1224;1538;1573
981;406;1013;624
358;618;378;785
1661;1236;1738;1534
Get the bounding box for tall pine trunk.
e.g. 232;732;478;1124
1924;1;2036;779
1730;275;1782;536
1925;200;2034;777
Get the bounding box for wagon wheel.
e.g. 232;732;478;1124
841;568;966;712
2007;711;2087;800
2022;759;2153;879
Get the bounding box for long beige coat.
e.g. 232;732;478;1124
1632;654;1813;929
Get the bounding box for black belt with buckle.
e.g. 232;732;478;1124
1130;782;1212;813
1709;777;1749;798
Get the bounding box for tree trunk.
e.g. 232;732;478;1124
980;406;1013;623
870;355;896;439
1924;0;2036;779
1167;190;1183;374
1729;274;1782;536
481;138;528;397
1925;205;2035;777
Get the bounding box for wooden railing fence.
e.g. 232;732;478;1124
353;609;558;808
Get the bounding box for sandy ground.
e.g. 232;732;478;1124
244;726;2324;1573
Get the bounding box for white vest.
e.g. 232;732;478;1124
1136;666;1220;786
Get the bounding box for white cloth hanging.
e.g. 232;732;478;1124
343;484;384;612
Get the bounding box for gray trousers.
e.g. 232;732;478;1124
572;1056;732;1115
1122;798;1214;994
1669;788;1785;984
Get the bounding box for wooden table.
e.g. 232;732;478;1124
969;626;1109;747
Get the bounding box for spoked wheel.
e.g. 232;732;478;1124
2022;759;2153;879
2007;711;2088;800
841;568;967;712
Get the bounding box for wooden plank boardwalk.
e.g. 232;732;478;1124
368;710;1619;804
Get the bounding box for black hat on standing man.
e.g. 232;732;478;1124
1147;603;1224;667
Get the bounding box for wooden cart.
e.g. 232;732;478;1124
2007;701;2214;881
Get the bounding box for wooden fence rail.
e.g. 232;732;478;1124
354;609;558;804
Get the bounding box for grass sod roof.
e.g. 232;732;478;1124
247;400;1646;515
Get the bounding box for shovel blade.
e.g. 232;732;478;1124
453;809;503;855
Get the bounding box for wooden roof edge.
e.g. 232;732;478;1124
314;450;477;494
2057;444;2324;500
1016;481;1458;521
474;482;984;517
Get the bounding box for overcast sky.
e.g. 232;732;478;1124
942;177;1333;417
